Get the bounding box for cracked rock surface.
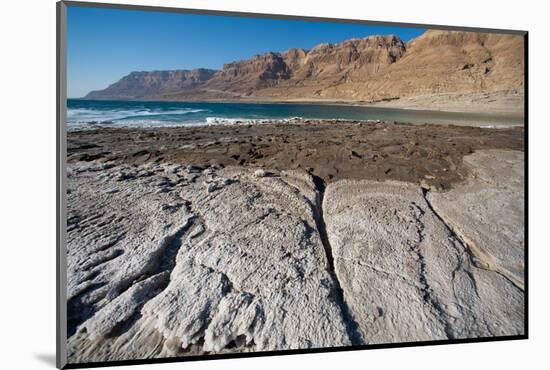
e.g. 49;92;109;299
66;149;524;363
323;150;524;344
426;150;525;289
67;162;351;363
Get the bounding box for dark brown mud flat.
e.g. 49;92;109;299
67;120;524;189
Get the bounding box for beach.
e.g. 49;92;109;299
66;119;525;363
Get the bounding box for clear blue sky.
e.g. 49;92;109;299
67;6;426;98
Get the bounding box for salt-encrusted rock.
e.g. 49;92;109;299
206;182;220;193
102;187;118;194
253;169;268;177
116;170;137;181
323;178;524;344
426;150;525;288
73;161;116;173
186;165;203;173
83;271;170;340
66;162;351;363
162;164;183;174
222;177;238;186
65;148;525;363
202;292;261;352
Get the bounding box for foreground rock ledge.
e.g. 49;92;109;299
67;163;351;363
66;149;524;363
323;150;524;344
426;150;525;289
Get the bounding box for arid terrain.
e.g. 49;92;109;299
66;120;525;363
85;30;525;115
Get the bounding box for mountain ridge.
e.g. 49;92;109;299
84;30;524;112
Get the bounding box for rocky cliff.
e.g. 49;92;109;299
86;69;217;100
84;30;524;106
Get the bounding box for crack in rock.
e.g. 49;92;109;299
311;175;364;346
408;201;454;339
321;178;524;344
67;164;355;363
66;153;524;362
421;187;523;292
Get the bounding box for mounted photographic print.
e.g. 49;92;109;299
56;1;527;368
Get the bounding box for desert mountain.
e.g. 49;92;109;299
85;30;524;105
86;69;216;100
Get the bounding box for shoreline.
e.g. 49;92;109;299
70;90;525;118
68;119;524;188
66;117;525;133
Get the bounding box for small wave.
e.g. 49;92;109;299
67;119;193;131
66;107;207;124
125;108;206;117
480;124;523;129
204;116;303;126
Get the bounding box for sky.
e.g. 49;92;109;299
67;6;426;98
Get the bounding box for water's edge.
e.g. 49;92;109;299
67;99;524;129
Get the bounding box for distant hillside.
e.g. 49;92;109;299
84;30;525;108
86;69;217;100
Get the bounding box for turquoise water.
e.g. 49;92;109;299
67;99;523;128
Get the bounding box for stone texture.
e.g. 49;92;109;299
66;149;525;363
426;150;525;288
85;69;217;100
66;162;351;363
323;171;524;344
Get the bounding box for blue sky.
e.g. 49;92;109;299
67;6;426;98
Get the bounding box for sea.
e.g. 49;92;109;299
66;99;523;129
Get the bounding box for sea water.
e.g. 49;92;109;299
66;99;523;128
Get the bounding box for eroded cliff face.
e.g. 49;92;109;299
206;52;293;93
85;69;217;100
85;31;524;104
363;30;525;99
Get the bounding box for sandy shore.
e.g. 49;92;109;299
155;91;524;116
66;120;525;363
362;91;525;115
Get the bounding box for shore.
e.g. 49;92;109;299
66;120;525;363
140;91;525;116
68;119;524;189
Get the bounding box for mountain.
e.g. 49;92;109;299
84;30;524;108
85;69;217;100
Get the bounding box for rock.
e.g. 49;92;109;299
65;149;524;362
222;178;238;186
186;165;203;173
74;161;116;173
323;178;524;344
253;169;268;177
84;32;524;114
209;163;224;170
116;170;137;181
85;69;217;100
162;164;182;174
426;150;525;288
161;203;184;213
66;162;351;363
206;182;221;193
